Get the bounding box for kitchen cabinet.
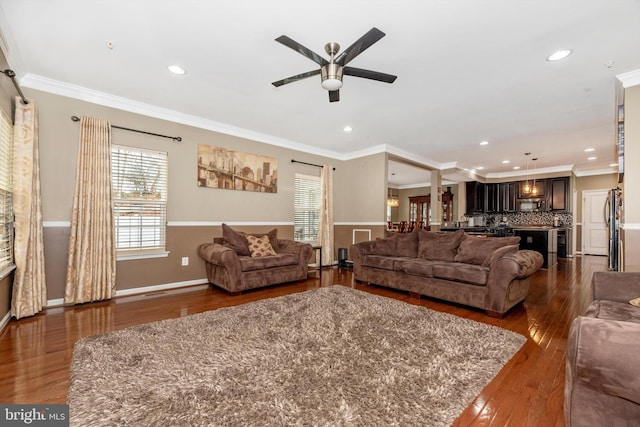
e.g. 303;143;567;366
485;183;499;212
499;182;517;212
465;181;485;214
518;179;546;199
548;177;569;211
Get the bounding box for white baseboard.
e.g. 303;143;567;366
0;310;11;335
115;278;209;297
46;278;210;308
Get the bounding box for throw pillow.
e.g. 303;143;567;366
246;235;277;257
630;297;640;308
221;223;250;256
417;229;464;262
454;235;521;265
396;230;419;258
241;228;278;252
373;235;398;256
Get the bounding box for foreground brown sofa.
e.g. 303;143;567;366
198;224;313;294
565;271;640;426
350;229;543;317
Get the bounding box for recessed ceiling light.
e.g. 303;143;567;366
513;166;521;170
480;141;489;146
584;148;595;152
610;163;618;167
587;156;597;161
343;126;353;133
547;49;572;61
167;65;186;75
502;160;510;164
476;166;484;170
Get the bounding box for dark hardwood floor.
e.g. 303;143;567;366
0;255;607;425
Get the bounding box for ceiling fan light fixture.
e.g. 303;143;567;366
321;63;343;90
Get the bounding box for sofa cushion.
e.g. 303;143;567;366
395;231;419;258
222;223;250;256
372;236;398;256
585;300;640;324
417;229;464;262
394;258;436;277
238;253;300;272
361;255;396;271
454;235;521;265
242;228;279;251
246;235;277;257
432;263;489;286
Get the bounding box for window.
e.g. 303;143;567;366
294;173;320;244
112;145;168;255
0;108;13;274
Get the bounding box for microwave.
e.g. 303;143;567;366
518;198;546;212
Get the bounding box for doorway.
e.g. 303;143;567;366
582;189;608;256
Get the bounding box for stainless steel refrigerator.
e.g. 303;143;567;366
605;188;622;271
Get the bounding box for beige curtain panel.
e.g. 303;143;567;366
11;97;47;319
65;116;116;304
318;164;334;266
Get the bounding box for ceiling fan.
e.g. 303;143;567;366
271;27;397;102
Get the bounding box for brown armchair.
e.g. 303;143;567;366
197;234;313;294
565;272;640;426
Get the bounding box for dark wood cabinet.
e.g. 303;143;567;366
465;181;485;214
485;183;498;212
500;182;517;212
409;188;454;228
518;179;546;199
548;177;569;211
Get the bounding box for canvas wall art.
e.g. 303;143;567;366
197;144;278;193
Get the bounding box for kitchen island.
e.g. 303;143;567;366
512;226;558;269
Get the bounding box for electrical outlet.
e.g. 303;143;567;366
181;257;189;266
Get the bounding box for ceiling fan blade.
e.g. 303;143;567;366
272;69;321;87
275;35;328;66
344;66;397;83
329;90;340;102
335;27;386;66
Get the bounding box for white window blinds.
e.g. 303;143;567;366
112;145;168;252
0;108;13;271
294;173;320;244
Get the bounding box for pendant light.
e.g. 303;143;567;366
523;152;531;194
531;157;538;195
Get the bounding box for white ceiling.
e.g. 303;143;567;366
1;1;639;187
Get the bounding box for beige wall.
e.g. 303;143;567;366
622;84;640;271
24;88;388;300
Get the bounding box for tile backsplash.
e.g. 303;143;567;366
473;211;573;227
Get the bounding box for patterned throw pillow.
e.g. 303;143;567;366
246;235;277;257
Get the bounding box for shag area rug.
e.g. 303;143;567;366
68;286;525;426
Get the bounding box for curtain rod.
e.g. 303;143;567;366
291;159;335;170
1;69;28;105
71;116;182;142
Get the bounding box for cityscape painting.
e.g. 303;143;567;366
197;144;278;193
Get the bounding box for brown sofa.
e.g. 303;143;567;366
350;229;543;317
197;224;313;294
565;272;640;426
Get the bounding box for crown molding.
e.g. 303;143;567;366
617;69;640;88
21;73;343;159
573;167;618;177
